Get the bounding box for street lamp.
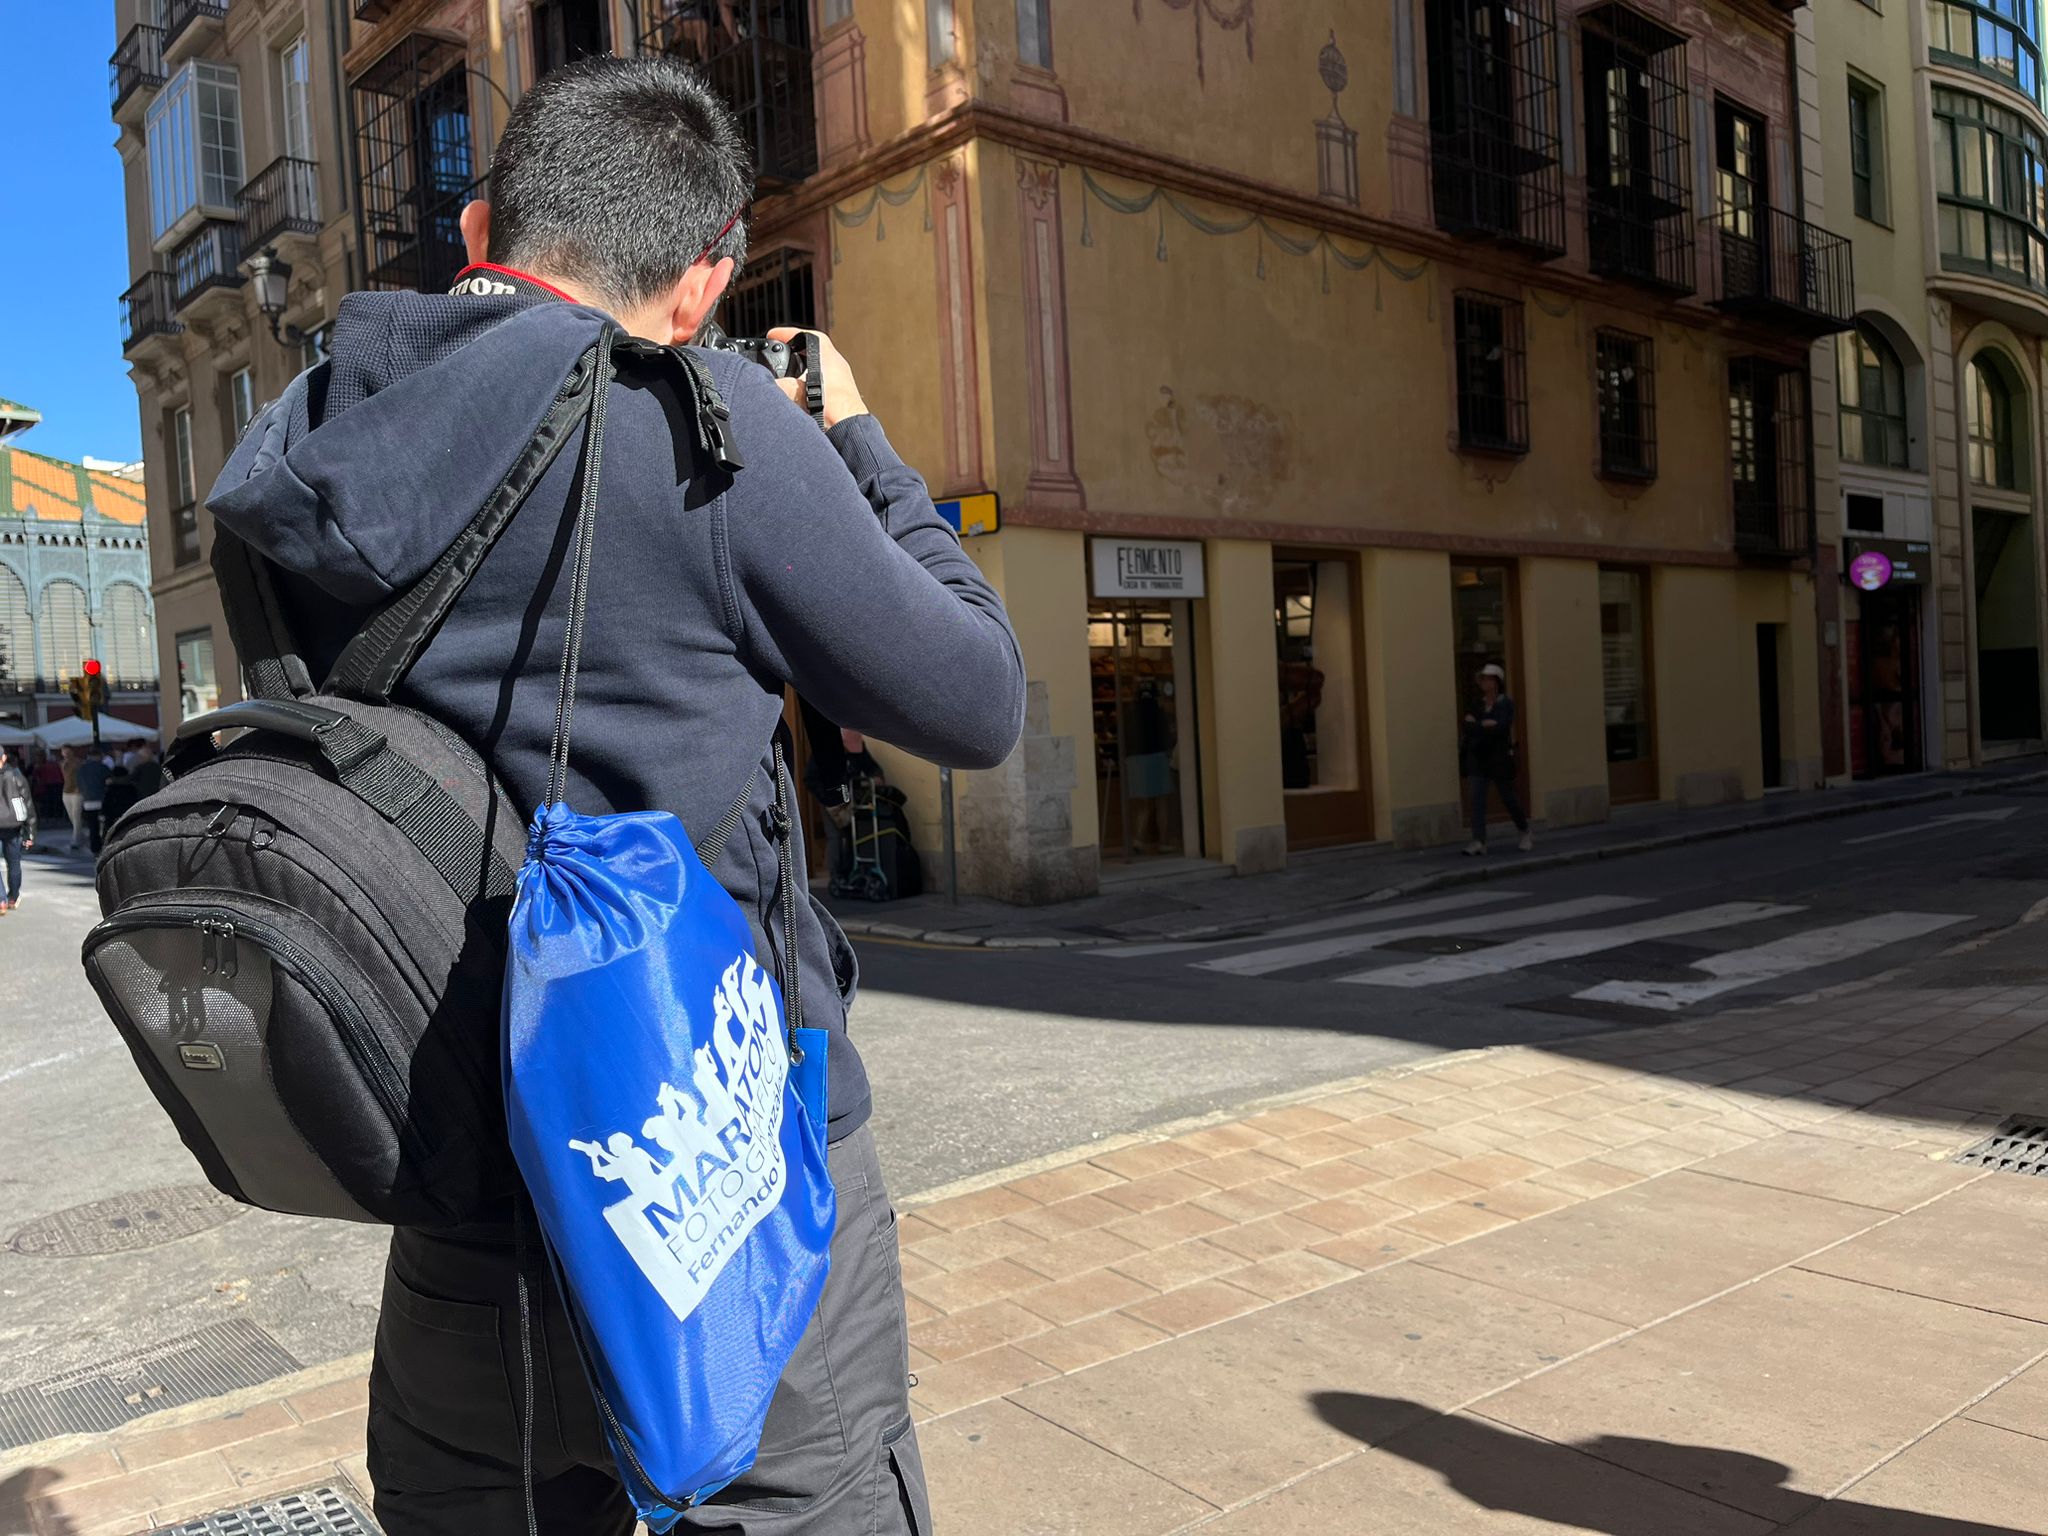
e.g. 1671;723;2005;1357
248;248;311;348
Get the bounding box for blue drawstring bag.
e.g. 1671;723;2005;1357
501;331;835;1529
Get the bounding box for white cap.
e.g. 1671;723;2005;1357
1478;663;1506;681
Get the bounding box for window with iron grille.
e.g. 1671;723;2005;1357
641;1;816;188
1728;357;1812;557
1424;0;1565;258
1579;4;1694;293
354;37;479;293
718;250;817;340
1453;291;1528;454
1836;323;1908;469
1596;329;1656;479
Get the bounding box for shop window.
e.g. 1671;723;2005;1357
1089;602;1197;861
1967;352;2019;489
177;627;219;720
1837;322;1909;470
1600;567;1655;802
1595;328;1656;479
1453;291;1528;454
146;60;244;244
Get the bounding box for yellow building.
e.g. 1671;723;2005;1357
112;0;1868;904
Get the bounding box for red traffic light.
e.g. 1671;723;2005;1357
82;658;103;677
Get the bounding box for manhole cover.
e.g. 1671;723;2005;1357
1954;1117;2048;1176
7;1185;242;1257
0;1320;300;1450
148;1485;376;1535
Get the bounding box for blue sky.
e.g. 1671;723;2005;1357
0;6;142;466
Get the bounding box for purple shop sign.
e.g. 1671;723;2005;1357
1849;549;1895;591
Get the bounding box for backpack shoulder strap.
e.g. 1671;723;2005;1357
211;526;315;702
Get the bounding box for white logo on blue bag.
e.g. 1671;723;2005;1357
568;954;791;1323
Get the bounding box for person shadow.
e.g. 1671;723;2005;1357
1310;1394;2037;1535
0;1467;84;1535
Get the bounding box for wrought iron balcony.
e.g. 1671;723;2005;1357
109;24;166;118
169;220;245;311
1704;205;1856;337
240;157;322;253
1426;0;1566;260
1588;189;1697;294
640;0;817;187
120;271;183;353
162;0;227;54
364;172;487;295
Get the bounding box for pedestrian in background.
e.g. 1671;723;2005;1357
60;746;85;850
130;740;164;800
1461;662;1532;856
76;749;111;857
0;744;36;913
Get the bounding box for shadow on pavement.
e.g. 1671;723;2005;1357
0;1466;82;1535
1311;1393;2031;1535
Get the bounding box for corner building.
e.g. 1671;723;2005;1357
111;0;1860;903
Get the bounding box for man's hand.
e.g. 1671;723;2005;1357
770;328;868;428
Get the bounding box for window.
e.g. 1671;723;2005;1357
0;565;31;691
1018;0;1052;69
38;581;92;684
1453;291;1529;454
278;34;313;162
1846;493;1886;533
1713;100;1767;240
101;583;155;688
177;628;219;719
1836;323;1909;469
532;0;609;79
1728;357;1813;557
228;366;255;441
1927;0;2041;105
1424;0;1567;256
1847;76;1888;223
1967;354;2018;489
146;60;243;243
1599;568;1654;792
718;249;816;338
1932;86;2048;292
301;322;332;374
171;405;199;567
1596;329;1657;478
823;0;855;23
927;0;956;67
1579;5;1694;291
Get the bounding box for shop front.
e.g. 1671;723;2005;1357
1844;536;1930;777
1088;538;1205;863
1272;548;1372;849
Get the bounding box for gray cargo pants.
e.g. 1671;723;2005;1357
366;1126;932;1534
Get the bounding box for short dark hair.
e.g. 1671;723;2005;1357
486;55;752;311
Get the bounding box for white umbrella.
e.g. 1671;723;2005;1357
33;713;159;748
0;723;35;747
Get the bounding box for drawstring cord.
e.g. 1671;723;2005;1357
514;1198;541;1536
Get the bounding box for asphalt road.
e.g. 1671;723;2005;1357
1;789;2043;1413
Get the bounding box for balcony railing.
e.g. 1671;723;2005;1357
109;24;166;117
365;172;487;294
163;0;228;52
240;157;322;252
641;1;817;187
170;501;201;568
169;220;244;310
1426;0;1566;260
1588;190;1697;294
120;271;183;352
1704;205;1856;336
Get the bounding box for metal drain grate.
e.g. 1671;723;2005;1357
1954;1117;2048;1176
7;1185;242;1257
0;1320;300;1450
147;1485;377;1535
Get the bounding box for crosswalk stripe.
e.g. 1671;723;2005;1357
1094;889;1528;959
1194;895;1649;978
1574;911;1968;1011
1338;901;1803;989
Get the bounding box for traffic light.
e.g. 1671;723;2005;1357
68;658;108;723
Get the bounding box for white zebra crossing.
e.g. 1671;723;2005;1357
1093;888;1529;960
1336;901;1803;988
1574;911;1967;1011
1194;894;1648;978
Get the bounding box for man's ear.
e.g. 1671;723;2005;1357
460;200;492;267
665;257;735;346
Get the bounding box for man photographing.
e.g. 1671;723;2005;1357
209;54;1024;1535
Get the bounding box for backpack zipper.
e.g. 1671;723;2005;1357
87;902;411;1141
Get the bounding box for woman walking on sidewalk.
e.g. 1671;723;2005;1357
1462;662;1532;856
0;743;37;912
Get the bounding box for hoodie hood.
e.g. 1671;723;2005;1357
208;291;613;604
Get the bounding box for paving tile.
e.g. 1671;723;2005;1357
1110;1237;1247;1292
1420;1170;1883;1326
1196;1409;1771;1535
920;1397;1216;1535
912;1218;1044;1272
1508;1130;1621;1168
916;1185;1041;1232
1439;1151;1548;1189
1106;1201;1233;1250
1293;1191;1411;1234
143;1463;353;1530
897;1212;948;1247
1274;1158;1379;1199
1227;1251;1358;1303
1004;1192;1127;1240
1120;1278;1266;1335
1014;1263;1620;1508
1093;1169;1214;1213
899;1250;944;1288
1481;1268;2048;1524
1005;1160;1126;1205
1015;1310;1174;1375
1092;1139;1209;1178
1329;1113;1434;1149
1527;1160;1647;1199
1243;1105;1347;1138
911;1345;1060;1416
1378;1170;1489;1213
1015;1268;1156;1327
281;1377;369;1424
1773;1419;2048;1534
1311;1088;1413;1119
1180;1149;1300;1190
1275;1128;1372;1164
1590;1139;1702;1177
114;1404;297;1472
25;1450;235;1529
1166;1123;1274;1158
1309;1228;1443;1271
1567;1116;1660;1150
1383;1097;1487;1130
912;1298;1056;1361
1481;1107;1583;1140
1191;1177;1312;1224
1392;1200;1515;1246
1207;1212;1336;1262
1800;1174;2048;1322
1472;1180;1578;1222
1689;1131;1983;1213
1966;1357;2048;1442
218;1409;366;1486
1007;1227;1148;1282
906;1258;1047;1314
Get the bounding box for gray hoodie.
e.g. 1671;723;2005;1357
208;287;1025;1141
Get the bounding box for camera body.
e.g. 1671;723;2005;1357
697;322;823;419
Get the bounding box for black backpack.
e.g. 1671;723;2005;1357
82;330;737;1227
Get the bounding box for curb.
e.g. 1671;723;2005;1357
835;768;2048;950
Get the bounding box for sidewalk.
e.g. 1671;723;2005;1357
826;757;2048;948
7;935;2048;1533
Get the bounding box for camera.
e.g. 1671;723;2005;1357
697;322;823;419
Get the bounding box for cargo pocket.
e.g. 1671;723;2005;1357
876;1416;931;1535
370;1264;522;1460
